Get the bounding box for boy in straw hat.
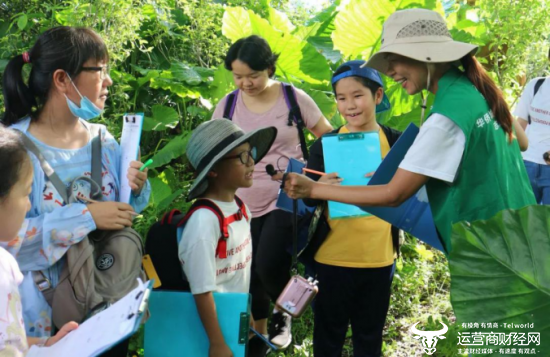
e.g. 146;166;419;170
284;8;534;253
181;119;276;357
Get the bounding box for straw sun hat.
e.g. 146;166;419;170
365;8;478;73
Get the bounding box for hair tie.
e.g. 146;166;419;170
22;52;30;64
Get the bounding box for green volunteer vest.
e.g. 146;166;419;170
426;67;535;252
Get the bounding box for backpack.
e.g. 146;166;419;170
223;83;310;160
527;78;545;125
145;197;249;291
20;124;146;329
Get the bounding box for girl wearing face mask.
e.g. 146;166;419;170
1;26;151;355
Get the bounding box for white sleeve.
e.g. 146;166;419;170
399;114;466;183
513;79;536;121
178;209;220;295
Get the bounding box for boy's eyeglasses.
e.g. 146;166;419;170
221;147;257;165
81;65;110;80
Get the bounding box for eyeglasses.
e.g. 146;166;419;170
81;65;110;80
221;147;257;165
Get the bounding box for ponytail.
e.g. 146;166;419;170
2;54;37;125
1;27;109;126
460;54;514;142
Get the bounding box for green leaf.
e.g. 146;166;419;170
307;10;341;63
17;14;27;30
449;205;550;354
332;0;393;60
221;7;251;41
150;76;201;98
170;62;203;85
149;177;172;204
301;88;337;121
143;105;180;132
150;132;191;169
332;0;442;60
292;23;321;41
157;188;185;212
0;59;9;73
222;7;332;85
209;64;236;103
268;8;295;33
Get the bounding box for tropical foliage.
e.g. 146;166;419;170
1;0;549;355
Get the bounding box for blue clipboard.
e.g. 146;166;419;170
144;291;251;357
360;124;446;253
322;131;382;219
276;158;315;216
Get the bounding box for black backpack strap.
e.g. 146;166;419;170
528;78;545;125
282;83;309;161
222;90;239;120
380;124;402;148
234;195;249;222
89;124;103;201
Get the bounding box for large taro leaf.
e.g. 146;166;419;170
149;132;191;169
306;3;341;63
449;205;550;355
332;0;442;60
268;8;295;33
222;7;331;85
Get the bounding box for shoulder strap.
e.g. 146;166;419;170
175;199;225;231
534;78;545;96
281;84;309;160
19;134;69;204
175;198;248;259
234;195;249;221
528;78;545;125
380;124;402;147
89;124;103;201
222;90;240;120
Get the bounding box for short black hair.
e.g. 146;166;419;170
224;35;279;78
332;65;381;97
0;126;30;201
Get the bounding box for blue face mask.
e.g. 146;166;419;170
65;73;103;121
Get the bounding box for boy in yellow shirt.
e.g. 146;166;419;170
304;61;400;357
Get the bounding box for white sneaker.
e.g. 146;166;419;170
268;312;292;349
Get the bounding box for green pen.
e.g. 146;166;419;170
140;159;153;172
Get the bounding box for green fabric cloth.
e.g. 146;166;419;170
425;67;535;252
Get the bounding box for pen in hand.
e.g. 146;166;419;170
302;168;342;180
139;159;153;172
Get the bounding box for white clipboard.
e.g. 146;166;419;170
119;113;144;203
27;279;152;357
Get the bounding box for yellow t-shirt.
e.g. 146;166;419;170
314;126;395;268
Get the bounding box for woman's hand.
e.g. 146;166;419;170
127;161;148;195
284;173;316;199
209;341;234;357
318;172;342;185
88;201;136;230
45;321;79;346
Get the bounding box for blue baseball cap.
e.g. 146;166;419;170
331;60;391;113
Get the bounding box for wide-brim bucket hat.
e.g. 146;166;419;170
364;8;478;74
332;60;391;113
186;119;277;201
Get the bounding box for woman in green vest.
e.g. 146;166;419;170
283;8;535;252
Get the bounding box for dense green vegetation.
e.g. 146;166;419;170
1;1;548;355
